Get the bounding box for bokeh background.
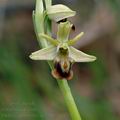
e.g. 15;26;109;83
0;0;120;120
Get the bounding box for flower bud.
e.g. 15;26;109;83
46;4;76;22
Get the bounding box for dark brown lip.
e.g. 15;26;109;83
52;69;73;80
52;60;73;80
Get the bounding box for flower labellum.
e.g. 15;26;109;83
52;56;73;80
30;21;96;80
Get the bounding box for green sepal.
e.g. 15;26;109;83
46;4;76;22
57;21;72;42
69;46;96;62
30;46;57;60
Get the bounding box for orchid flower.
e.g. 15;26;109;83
30;21;96;80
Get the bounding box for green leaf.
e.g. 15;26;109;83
69;47;96;62
30;46;57;60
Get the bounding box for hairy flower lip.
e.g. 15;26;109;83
52;60;73;80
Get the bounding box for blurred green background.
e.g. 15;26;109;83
0;0;120;120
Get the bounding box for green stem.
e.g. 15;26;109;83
57;80;81;120
34;0;48;47
34;0;82;120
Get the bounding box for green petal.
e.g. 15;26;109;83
29;46;57;60
39;33;59;46
67;32;84;46
46;4;76;22
57;21;72;42
69;47;96;62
